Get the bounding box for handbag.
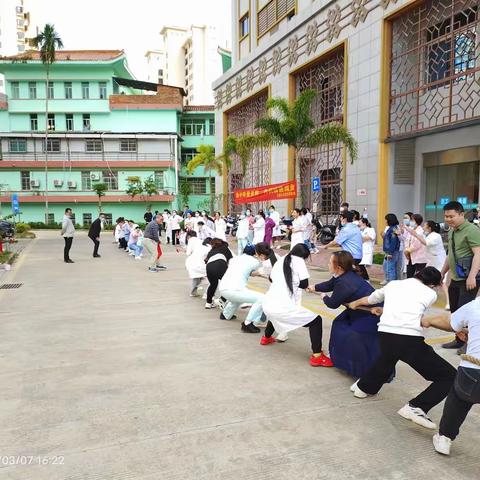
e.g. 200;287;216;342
452;231;480;280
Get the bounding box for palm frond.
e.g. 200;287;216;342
33;24;63;66
266;97;290;119
255;117;284;144
303;123;358;163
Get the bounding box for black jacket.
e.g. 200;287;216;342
88;218;102;239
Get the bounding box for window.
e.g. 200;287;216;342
70;213;76;224
208;122;215;135
47;81;54;99
16;6;23;13
17;31;25;40
82;213;92;226
81;82;89;99
103;213;113;225
82;114;91;131
120;139;137;152
257;0;295;38
47;113;55;131
99;81;107;99
102;170;118;190
11;81;20;99
28;81;36;99
9;138;27;152
30;114;38;130
17;44;25;53
427;6;478;85
210;177;216;194
186;178;207;194
16;18;24;27
154;171;164;189
44;138;61;152
64;82;72;99
47;213;55;225
81;171;92;190
66;114;74;131
239;14;249;39
181;148;196;164
85;139;103;152
180;119;205;136
21;171;30;190
158;69;164;85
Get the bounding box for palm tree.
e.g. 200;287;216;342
32;24;63;223
186;144;223;214
221;88;358;185
92;183;107;212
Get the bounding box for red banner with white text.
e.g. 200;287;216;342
233;180;297;205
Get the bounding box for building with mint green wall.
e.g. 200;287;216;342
0;49;216;225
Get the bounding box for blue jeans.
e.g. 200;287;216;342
237;237;248;256
219;287;264;324
383;251;400;282
131;244;143;257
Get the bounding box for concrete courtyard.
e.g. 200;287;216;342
0;230;479;479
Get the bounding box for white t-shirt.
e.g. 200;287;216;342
219;254;260;291
451;298;480;370
170;215;182;230
368;278;437;337
236;217;250;239
425;231;446;271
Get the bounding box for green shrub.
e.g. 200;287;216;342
15;222;31;233
373;252;385;265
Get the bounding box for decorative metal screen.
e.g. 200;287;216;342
226;91;270;213
295;48;344;224
389;0;480;138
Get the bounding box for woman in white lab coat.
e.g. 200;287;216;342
163;210;172;244
236;214;250;256
214;212;227;241
261;243;333;367
184;231;211;296
359;218;376;281
289;208;306;250
252;210;266;244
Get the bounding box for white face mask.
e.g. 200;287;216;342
246;210;251;216
195;213;200;217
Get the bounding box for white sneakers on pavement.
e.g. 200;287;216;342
433;433;452;455
350;380;368;398
397;404;436;429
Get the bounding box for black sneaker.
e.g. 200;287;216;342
93;254;101;258
442;338;464;349
156;265;167;270
65;259;74;263
220;313;237;320
241;322;260;333
457;343;467;355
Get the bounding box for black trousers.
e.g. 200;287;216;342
64;237;73;261
449;279;480;344
358;332;456;413
354;259;369;280
118;238;127;249
171;229;180;245
90;237;100;256
265;315;323;353
440;367;480;440
406;262;427;278
206;260;228;304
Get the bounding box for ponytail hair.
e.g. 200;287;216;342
283;243;310;295
254;242;276;266
426;220;440;233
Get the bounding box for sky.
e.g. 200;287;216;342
27;0;232;78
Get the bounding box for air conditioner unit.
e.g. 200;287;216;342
90;172;101;181
67;181;77;189
53;179;63;187
30;179;40;188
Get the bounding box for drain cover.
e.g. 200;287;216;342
0;283;23;289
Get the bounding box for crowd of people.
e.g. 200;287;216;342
60;200;480;457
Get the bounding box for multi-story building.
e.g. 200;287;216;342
213;0;480;225
0;0;37;93
0;49;216;224
148;25;223;106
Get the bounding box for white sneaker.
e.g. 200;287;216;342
433;433;451;455
135;256;141;260
397;404;436;429
276;332;288;342
350;380;368;398
254;321;268;328
213;298;224;308
204;302;215;309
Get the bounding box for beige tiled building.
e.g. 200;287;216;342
213;0;480;226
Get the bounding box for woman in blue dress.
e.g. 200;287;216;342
308;251;382;378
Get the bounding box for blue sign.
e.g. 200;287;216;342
312;177;321;192
439;197;450;206
11;193;20;214
457;196;468;205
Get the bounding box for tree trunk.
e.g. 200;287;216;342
98;196;102;213
209;170;214;214
44;67;49;223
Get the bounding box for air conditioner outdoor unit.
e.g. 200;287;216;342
30;179;40;187
67;181;77;189
53;179;63;187
90;173;101;181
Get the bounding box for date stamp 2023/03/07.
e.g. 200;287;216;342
1;455;65;466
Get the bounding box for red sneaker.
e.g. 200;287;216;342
310;353;333;367
260;336;276;345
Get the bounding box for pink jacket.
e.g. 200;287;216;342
405;226;428;265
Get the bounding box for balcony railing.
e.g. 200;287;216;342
0;151;174;162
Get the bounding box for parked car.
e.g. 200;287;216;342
0;220;15;239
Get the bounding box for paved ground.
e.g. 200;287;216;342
0;231;479;480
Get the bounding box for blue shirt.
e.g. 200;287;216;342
336;222;363;260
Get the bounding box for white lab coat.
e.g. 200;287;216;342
185;236;210;279
360;227;376;265
215;218;227;241
270;210;281;237
252;216;266;244
290;216;306;249
262;256;316;334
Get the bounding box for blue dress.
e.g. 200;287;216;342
315;271;381;378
